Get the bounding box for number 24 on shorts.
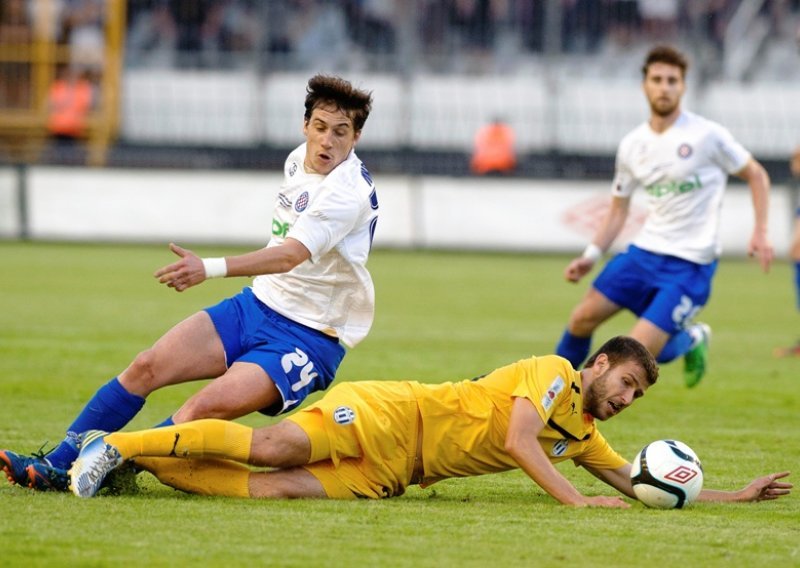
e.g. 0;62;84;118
281;348;319;392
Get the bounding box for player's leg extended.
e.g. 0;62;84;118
69;420;313;497
556;287;621;368
119;311;228;397
105;419;254;462
115;420;309;467
135;456;327;499
653;322;710;387
44;311;226;472
135;456;252;497
144;457;334;500
628;318;671;358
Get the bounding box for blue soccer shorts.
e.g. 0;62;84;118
205;286;345;416
593;245;718;334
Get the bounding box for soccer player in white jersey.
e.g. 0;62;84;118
556;45;773;387
0;75;379;492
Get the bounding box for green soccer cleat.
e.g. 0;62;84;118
683;323;711;388
68;430;123;498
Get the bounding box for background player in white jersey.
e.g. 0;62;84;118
555;45;773;387
1;74;379;491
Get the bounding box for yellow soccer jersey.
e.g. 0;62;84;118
412;355;626;481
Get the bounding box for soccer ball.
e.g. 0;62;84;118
630;439;704;509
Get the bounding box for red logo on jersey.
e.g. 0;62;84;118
678;144;693;159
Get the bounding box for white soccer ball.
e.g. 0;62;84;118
630;439;704;509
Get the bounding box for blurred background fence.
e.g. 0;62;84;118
0;0;798;179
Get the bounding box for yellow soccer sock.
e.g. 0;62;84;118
106;419;253;463
134;456;251;497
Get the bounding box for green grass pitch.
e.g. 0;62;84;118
1;241;797;567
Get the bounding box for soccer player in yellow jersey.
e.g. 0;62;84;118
69;337;791;507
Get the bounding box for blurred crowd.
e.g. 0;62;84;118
0;0;105;109
121;0;800;72
1;0;799;78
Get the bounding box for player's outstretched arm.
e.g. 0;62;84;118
696;471;792;503
505;398;629;508
154;239;311;292
564;196;630;283
583;462;636;499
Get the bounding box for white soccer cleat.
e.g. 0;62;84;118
68;430;123;498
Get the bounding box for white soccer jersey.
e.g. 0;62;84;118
611;111;751;264
252;143;378;348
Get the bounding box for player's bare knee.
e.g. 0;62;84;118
119;349;159;395
568;305;599;335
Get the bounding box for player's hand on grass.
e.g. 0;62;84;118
153;243;206;292
564;257;595;283
740;471;792;502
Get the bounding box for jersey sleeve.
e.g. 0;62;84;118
572;428;627;470
511;356;573;424
287;183;364;262
708;122;751;175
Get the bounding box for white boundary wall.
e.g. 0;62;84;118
0;166;793;256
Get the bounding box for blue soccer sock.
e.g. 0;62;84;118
555;330;592;369
656;330;694;364
46;377;146;469
794;261;800;311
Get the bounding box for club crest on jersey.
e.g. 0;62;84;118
677;143;693;159
541;375;566;411
551;439;569;457
333;406;356;425
295;191;309;212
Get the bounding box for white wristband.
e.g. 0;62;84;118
202;257;227;279
581;244;603;263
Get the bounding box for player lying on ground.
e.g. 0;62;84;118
70;336;791;506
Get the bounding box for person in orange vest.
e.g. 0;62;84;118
47;66;95;141
470;117;517;175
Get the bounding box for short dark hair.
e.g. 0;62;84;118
584;336;659;386
304;74;373;133
641;45;689;79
